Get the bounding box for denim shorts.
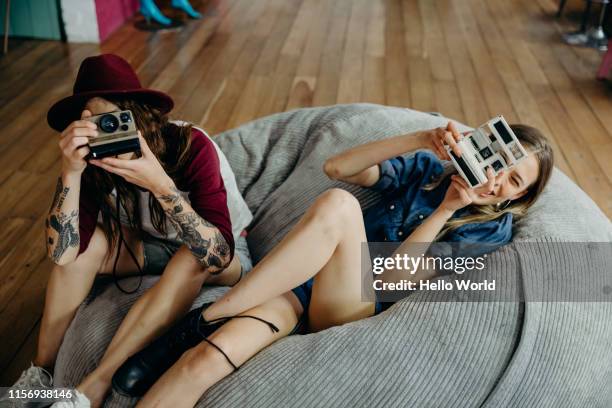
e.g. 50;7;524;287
291;278;393;331
141;232;253;277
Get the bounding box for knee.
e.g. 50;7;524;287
174;245;216;278
319;188;361;212
53;225;109;274
306;189;361;227
179;341;234;379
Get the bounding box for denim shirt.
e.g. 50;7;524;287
362;150;512;257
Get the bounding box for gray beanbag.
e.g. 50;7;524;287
54;104;612;408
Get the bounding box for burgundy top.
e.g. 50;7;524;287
78;128;235;259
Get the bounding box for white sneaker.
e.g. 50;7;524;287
0;363;53;408
49;390;90;408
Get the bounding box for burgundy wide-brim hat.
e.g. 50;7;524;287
47;54;174;132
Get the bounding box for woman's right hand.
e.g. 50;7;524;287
59;110;98;174
418;121;464;161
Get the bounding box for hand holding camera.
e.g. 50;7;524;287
89;131;175;195
419;121;464;161
58;109;97;175
444;115;528;188
441;168;499;213
57;108;173;193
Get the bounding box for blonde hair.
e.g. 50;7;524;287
424;124;554;240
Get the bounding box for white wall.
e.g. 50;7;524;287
59;0;100;43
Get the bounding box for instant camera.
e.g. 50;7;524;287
85;110;141;159
445;115;528;188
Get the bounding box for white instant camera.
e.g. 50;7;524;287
445;115;528;188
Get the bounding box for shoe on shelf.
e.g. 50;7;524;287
171;0;202;19
140;0;172;26
112;303;222;397
0;363;53;408
49;390;90;408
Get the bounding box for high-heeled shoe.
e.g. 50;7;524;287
140;0;172;26
171;0;203;19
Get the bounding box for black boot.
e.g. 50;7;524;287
112;302;222;397
112;302;280;397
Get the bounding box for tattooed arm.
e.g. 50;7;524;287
47;111;101;264
154;181;232;273
45;171;82;265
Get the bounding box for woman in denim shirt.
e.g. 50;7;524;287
113;122;554;407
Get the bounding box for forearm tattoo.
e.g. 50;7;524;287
46;210;80;261
46;177;80;261
157;187;231;271
49;177;70;212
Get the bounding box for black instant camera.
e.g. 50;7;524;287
445;115;528;188
85;110;140;159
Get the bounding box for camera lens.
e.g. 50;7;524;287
479;147;493;159
120;124;129;131
119;112;131;123
99;114;119;133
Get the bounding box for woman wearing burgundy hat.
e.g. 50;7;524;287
6;54;260;407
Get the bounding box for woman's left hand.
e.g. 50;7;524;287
90;132;174;193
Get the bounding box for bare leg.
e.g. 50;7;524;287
307;213;374;332
206;254;241;286
78;245;211;407
36;222;240;406
34;225;144;369
136;190;375;406
204;189;374;324
136;292;302;408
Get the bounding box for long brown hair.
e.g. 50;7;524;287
81;97;193;256
425;124;554;240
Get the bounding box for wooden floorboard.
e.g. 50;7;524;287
0;0;610;384
312;1;351;106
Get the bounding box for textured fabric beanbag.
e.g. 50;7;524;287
53;104;612;408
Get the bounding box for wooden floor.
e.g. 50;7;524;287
0;0;611;384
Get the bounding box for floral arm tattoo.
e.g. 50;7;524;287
156;186;231;273
46;177;80;262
